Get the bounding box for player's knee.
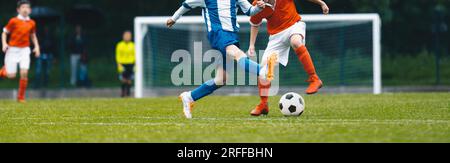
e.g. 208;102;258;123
20;73;28;79
290;35;305;49
214;75;227;86
291;43;304;50
226;46;246;60
7;74;16;79
216;78;227;86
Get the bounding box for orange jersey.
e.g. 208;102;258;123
3;16;36;47
250;0;301;35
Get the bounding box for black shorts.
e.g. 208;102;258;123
120;64;134;80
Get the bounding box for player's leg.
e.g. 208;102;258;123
179;65;227;119
121;79;130;97
125;79;132;97
18;69;29;103
1;48;18;79
223;42;276;116
250;78;271;116
17;48;31;103
121;65;132;97
287;22;322;94
119;75;126;97
250;50;272;116
227;45;259;74
126;65;135;97
250;36;289;116
226;45;277;81
213;30;275;81
190;65;227;101
291;33;323;94
0;66;7;78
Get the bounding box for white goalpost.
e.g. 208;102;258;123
134;14;382;98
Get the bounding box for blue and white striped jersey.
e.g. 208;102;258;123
180;0;260;32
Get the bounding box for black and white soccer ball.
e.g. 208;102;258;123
279;92;305;116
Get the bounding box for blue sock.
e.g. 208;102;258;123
237;57;260;76
191;79;221;101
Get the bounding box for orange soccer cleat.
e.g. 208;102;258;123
18;99;26;104
251;103;269;116
305;75;323;95
0;66;6;78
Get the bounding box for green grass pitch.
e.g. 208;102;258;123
0;93;449;143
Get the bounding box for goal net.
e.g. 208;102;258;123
134;14;381;98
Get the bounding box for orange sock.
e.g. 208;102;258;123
18;78;28;100
260;96;268;105
258;79;271;105
295;45;317;76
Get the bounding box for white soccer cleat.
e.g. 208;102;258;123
179;92;194;119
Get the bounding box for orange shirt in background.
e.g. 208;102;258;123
3;16;36;48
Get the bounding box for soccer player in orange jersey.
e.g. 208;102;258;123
247;0;329;116
1;0;40;103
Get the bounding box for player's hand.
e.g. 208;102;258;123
256;0;266;8
247;46;256;57
118;64;124;73
33;47;40;58
2;44;8;53
321;3;329;15
166;19;176;28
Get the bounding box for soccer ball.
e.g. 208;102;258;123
279;92;305;116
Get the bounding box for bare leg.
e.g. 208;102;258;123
291;34;323;94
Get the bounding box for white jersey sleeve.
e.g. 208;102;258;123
237;0;262;16
171;0;205;22
183;0;205;9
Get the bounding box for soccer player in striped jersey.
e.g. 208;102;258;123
1;0;40;103
167;0;277;119
247;0;329;116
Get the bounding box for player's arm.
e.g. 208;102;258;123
247;4;265;57
116;44;124;73
167;0;204;28
238;0;266;16
308;0;329;15
31;33;40;57
2;19;15;53
248;25;260;57
1;31;7;53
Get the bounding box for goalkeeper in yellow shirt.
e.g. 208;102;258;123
116;30;135;97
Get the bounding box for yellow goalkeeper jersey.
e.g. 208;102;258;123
116;41;135;65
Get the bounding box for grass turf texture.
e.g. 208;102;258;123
0;93;449;143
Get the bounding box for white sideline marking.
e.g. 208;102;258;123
30;118;450;126
10;116;450;123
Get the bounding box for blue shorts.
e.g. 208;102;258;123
207;29;240;69
207;29;240;55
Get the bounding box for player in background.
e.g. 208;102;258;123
0;0;40;103
247;0;329;116
115;30;135;98
167;0;277;119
